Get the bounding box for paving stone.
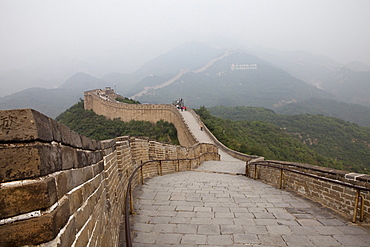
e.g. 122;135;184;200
297;218;323;226
195;212;214;218
194;206;212;212
282;234;313;246
175;224;198;234
312;225;343;235
234;234;260;244
212;218;238;225
181;234;207;245
307;235;341;246
151;223;176;233
333;234;370;246
132;223;154;232
220;224;244;234
206;235;233;245
287;226;315;236
318;218;347;226
266;225;293;235
243;225;268;234
133;232;158;244
336;225;370;235
156;210;177;217
253;212;276;219
169;217;191;224
258;234;286;246
148;216;171;224
234;212;254;218
197;224;220;235
175;205;194;211
276;220;300;226
155;233;182;244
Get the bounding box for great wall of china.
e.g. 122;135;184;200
0;87;369;246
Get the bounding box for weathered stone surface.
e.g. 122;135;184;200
59;123;82;148
55;170;74;200
76;150;88;168
0;109;53;142
0;197;70;247
0;177;57;219
0;213;55;247
0;143;61;182
60;145;77;170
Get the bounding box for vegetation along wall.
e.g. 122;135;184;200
0;108;219;246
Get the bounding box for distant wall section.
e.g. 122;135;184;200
84;88;197;147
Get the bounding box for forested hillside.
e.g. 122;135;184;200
56;100;179;144
205;106;370;174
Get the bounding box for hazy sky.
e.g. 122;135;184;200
1;0;370;94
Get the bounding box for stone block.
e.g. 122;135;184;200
81;135;94;150
55;170;74;200
0;177;57;219
68;187;83;214
0;212;55;246
58;217;76;247
0;109;53;142
0;143;61;182
49;118;62;142
76;150;88;168
0;196;70;246
93;160;104;176
59;123;82;148
71;168;85;189
61;145;77;170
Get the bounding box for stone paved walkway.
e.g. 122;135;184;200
130;170;370;246
126;110;370;246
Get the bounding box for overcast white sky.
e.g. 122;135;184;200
1;0;370;93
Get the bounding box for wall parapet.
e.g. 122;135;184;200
0;109;219;247
247;160;370;224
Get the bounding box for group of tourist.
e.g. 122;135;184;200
175;98;187;111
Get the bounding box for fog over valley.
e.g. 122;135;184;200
1;0;370;97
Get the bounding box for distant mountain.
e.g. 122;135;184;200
251;48;370;107
0;87;81;118
251;48;341;89
135;51;334;108
274;98;370;127
59;72;109;91
0;70;49;97
132;41;225;78
344;61;370;72
321;68;370;107
0;72;107;118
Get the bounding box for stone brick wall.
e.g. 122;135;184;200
84;89;197;147
0;109;219;246
247;160;370;223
